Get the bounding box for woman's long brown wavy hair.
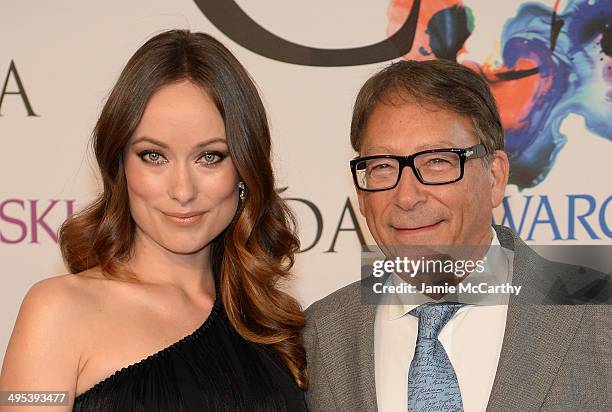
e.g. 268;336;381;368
58;30;306;388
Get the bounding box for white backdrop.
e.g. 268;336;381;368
1;0;610;365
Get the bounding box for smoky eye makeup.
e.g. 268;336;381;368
134;148;230;167
130;135;230;165
136;149;167;165
197;150;229;165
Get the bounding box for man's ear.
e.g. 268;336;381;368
489;150;509;208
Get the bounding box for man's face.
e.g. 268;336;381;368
356;101;508;251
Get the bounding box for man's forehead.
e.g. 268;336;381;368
360;103;479;156
365;100;473;128
364;140;461;155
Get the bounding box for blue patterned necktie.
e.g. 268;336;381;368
407;302;467;412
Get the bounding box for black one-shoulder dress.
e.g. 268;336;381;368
72;285;307;411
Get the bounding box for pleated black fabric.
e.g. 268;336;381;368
72;285;307;412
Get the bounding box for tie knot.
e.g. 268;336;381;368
408;302;466;339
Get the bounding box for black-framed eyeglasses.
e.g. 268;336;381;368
350;144;488;192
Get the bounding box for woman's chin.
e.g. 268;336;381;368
159;238;210;256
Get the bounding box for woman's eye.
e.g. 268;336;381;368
199;152;226;165
138;151;167;164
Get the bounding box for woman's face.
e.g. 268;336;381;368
123;80;239;256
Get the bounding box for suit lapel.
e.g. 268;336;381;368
486;302;584;410
486;227;585;411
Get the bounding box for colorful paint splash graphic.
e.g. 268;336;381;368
388;0;612;188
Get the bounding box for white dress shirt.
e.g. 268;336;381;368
374;229;514;412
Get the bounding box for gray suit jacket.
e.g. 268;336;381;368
303;225;611;411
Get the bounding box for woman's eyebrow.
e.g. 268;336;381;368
130;136;227;149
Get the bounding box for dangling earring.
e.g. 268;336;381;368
238;181;246;201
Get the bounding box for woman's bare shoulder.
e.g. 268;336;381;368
0;268;115;390
7;268;117;349
24;268;113;315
